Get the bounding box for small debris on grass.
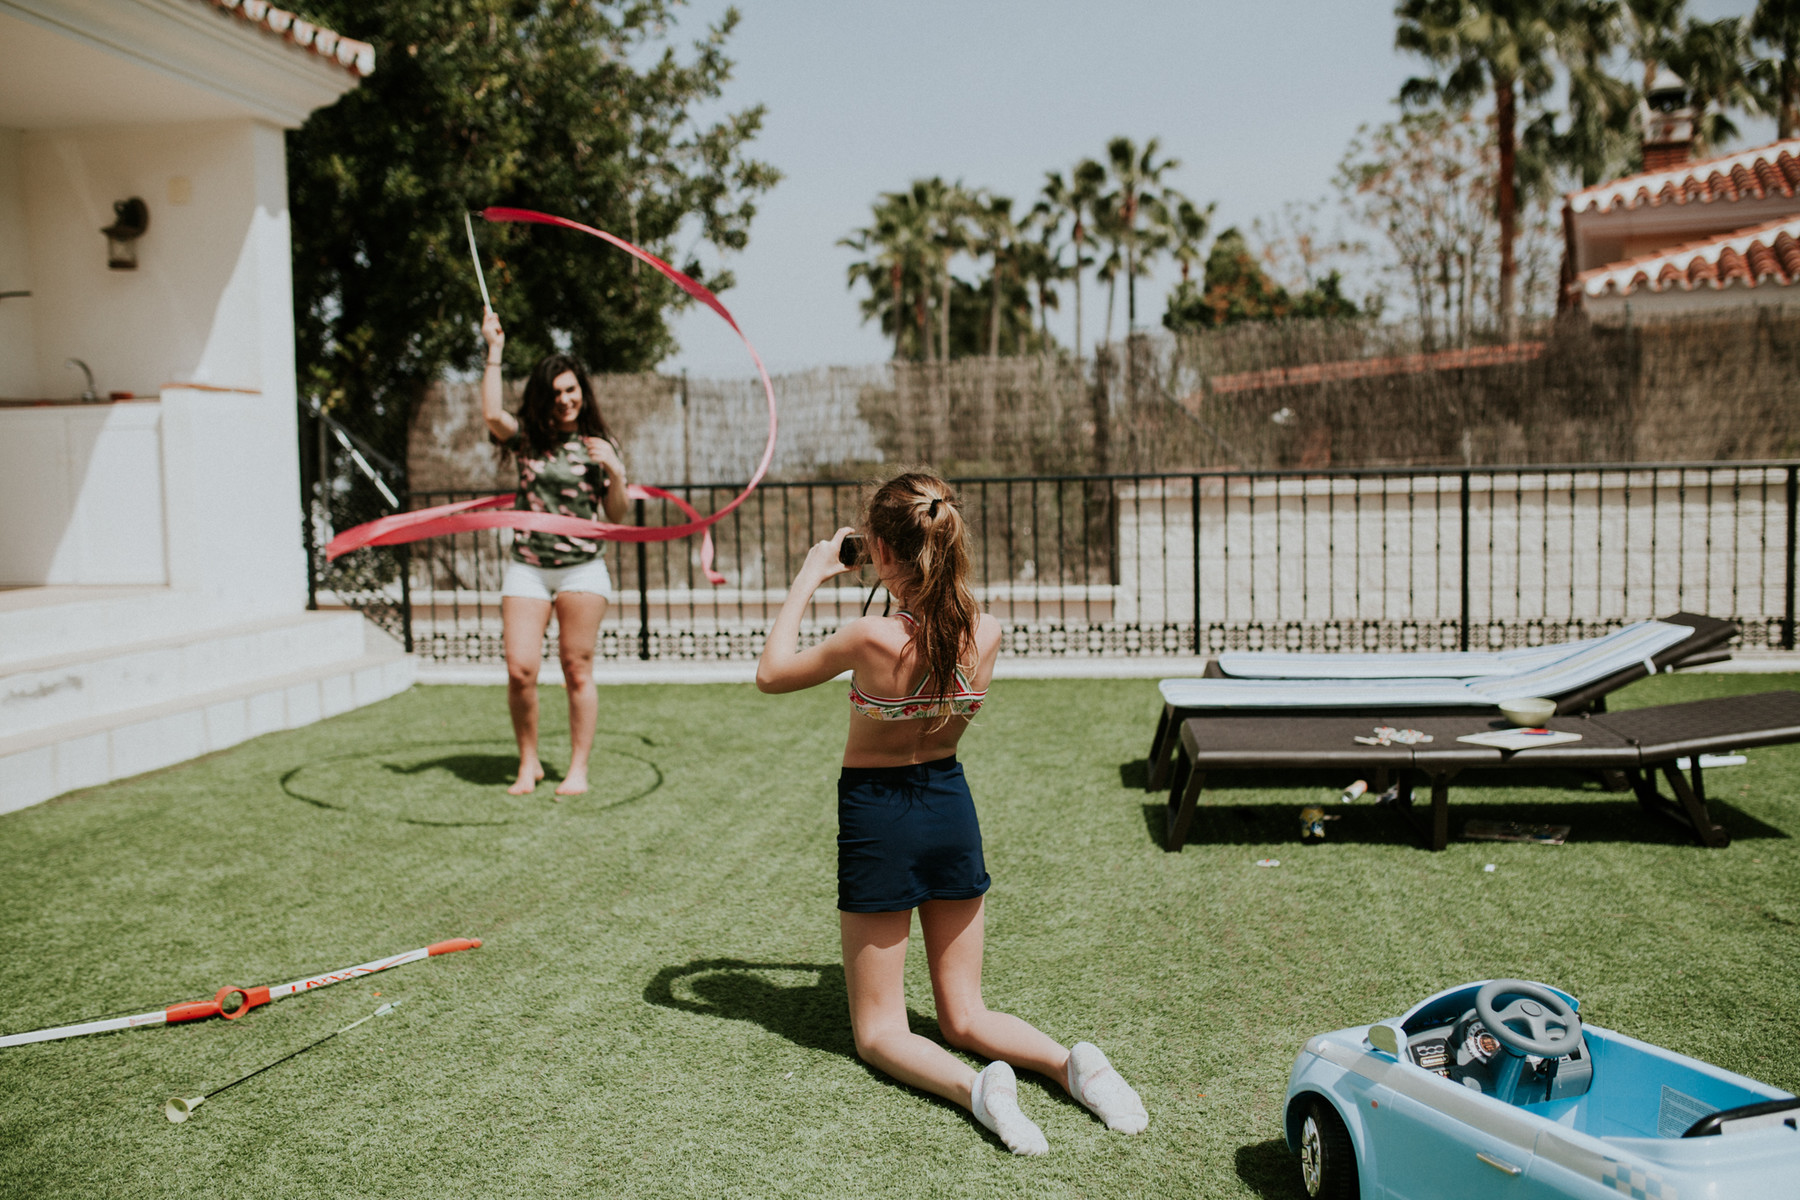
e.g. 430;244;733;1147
1484;863;1497;873
1255;858;1281;868
783;1071;794;1080
1465;820;1569;845
1300;806;1341;842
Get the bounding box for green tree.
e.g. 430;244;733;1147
969;192;1019;362
1668;16;1755;152
1036;159;1106;365
1099;136;1179;333
842;187;936;361
1164;228;1356;332
1396;0;1581;341
1751;0;1800;138
287;0;777;465
1546;0;1634;187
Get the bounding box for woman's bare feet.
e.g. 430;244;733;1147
509;761;545;795
553;767;589;798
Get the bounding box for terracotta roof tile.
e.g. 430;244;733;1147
1568;139;1800;214
198;0;375;77
1575;215;1800;298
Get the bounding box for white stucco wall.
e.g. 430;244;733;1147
17;119;289;398
0;402;166;585
0;118;305;609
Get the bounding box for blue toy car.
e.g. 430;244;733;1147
1284;979;1800;1198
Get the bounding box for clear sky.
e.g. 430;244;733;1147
661;0;1768;377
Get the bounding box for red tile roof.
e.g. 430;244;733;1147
198;0;375;77
1575;215;1800;298
1567;139;1800;215
1202;342;1546;396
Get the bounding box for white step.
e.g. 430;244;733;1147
1;612;370;739
0;586;266;666
0;648;414;815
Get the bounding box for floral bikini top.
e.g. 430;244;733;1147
848;613;988;721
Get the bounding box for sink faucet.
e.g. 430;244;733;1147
65;358;96;402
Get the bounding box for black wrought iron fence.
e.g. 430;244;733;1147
312;461;1800;662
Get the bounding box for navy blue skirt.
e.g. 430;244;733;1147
837;757;992;913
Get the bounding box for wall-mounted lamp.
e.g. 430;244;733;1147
101;198;149;270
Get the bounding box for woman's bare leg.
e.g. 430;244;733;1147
552;591;606;796
839;909;978;1107
918;897;1071;1084
501;595;553;794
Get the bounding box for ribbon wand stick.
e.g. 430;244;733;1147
464;210;493;311
166;1002;402;1123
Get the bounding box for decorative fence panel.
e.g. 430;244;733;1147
312;462;1799;662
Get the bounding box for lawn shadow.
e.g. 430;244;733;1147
1234;1138;1306;1199
644;958;939;1061
1118;759;1150;790
1142;765;1789;849
384;754;562;787
643;957;1039;1151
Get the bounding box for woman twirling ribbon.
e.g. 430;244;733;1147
324;207;779;795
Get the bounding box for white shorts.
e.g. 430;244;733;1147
501;557;616;602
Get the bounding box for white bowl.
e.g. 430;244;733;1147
1499;698;1557;727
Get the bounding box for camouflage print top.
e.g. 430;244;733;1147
505;432;612;568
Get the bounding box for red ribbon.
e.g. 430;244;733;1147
324;205;778;587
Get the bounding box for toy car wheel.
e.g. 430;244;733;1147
1297;1098;1358;1199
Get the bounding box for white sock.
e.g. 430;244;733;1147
1065;1042;1148;1134
969;1061;1048;1156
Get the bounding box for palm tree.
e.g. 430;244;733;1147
920;179;975;363
1037;159;1107;367
1396;0;1569;342
1166;196;1215;291
970;192;1018;362
1750;0;1800;138
1100;136;1180;333
841;186;938;361
1669;16;1755;152
1626;0;1686;91
1553;1;1634;187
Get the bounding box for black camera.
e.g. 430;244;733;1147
838;534;866;567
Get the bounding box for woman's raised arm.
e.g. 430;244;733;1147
480;308;518;443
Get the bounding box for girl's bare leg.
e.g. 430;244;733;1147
551;591;606;796
501;596;554;794
918;897;1070;1083
839;910;979;1106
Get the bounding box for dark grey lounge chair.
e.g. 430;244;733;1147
1160;690;1800;851
1145;613;1739;793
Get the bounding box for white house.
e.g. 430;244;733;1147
0;0;411;814
1561;72;1800;320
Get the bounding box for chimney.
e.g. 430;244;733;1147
1641;68;1695;171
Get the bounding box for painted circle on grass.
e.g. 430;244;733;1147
280;737;662;826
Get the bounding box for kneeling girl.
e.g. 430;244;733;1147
756;470;1147;1154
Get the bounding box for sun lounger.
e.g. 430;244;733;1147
1160;690;1800;851
1145;613;1738;792
1219;631;1622;678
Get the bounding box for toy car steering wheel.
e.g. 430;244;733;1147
1475;980;1582;1058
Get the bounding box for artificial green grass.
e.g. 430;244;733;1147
1;671;1798;1198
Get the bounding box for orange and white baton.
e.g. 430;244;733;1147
0;937;480;1049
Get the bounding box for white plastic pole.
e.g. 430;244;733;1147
464;210;492;310
0;938;479;1049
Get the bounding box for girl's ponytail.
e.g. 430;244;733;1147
864;472;979;730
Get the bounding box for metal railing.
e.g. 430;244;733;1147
315;461;1800;662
